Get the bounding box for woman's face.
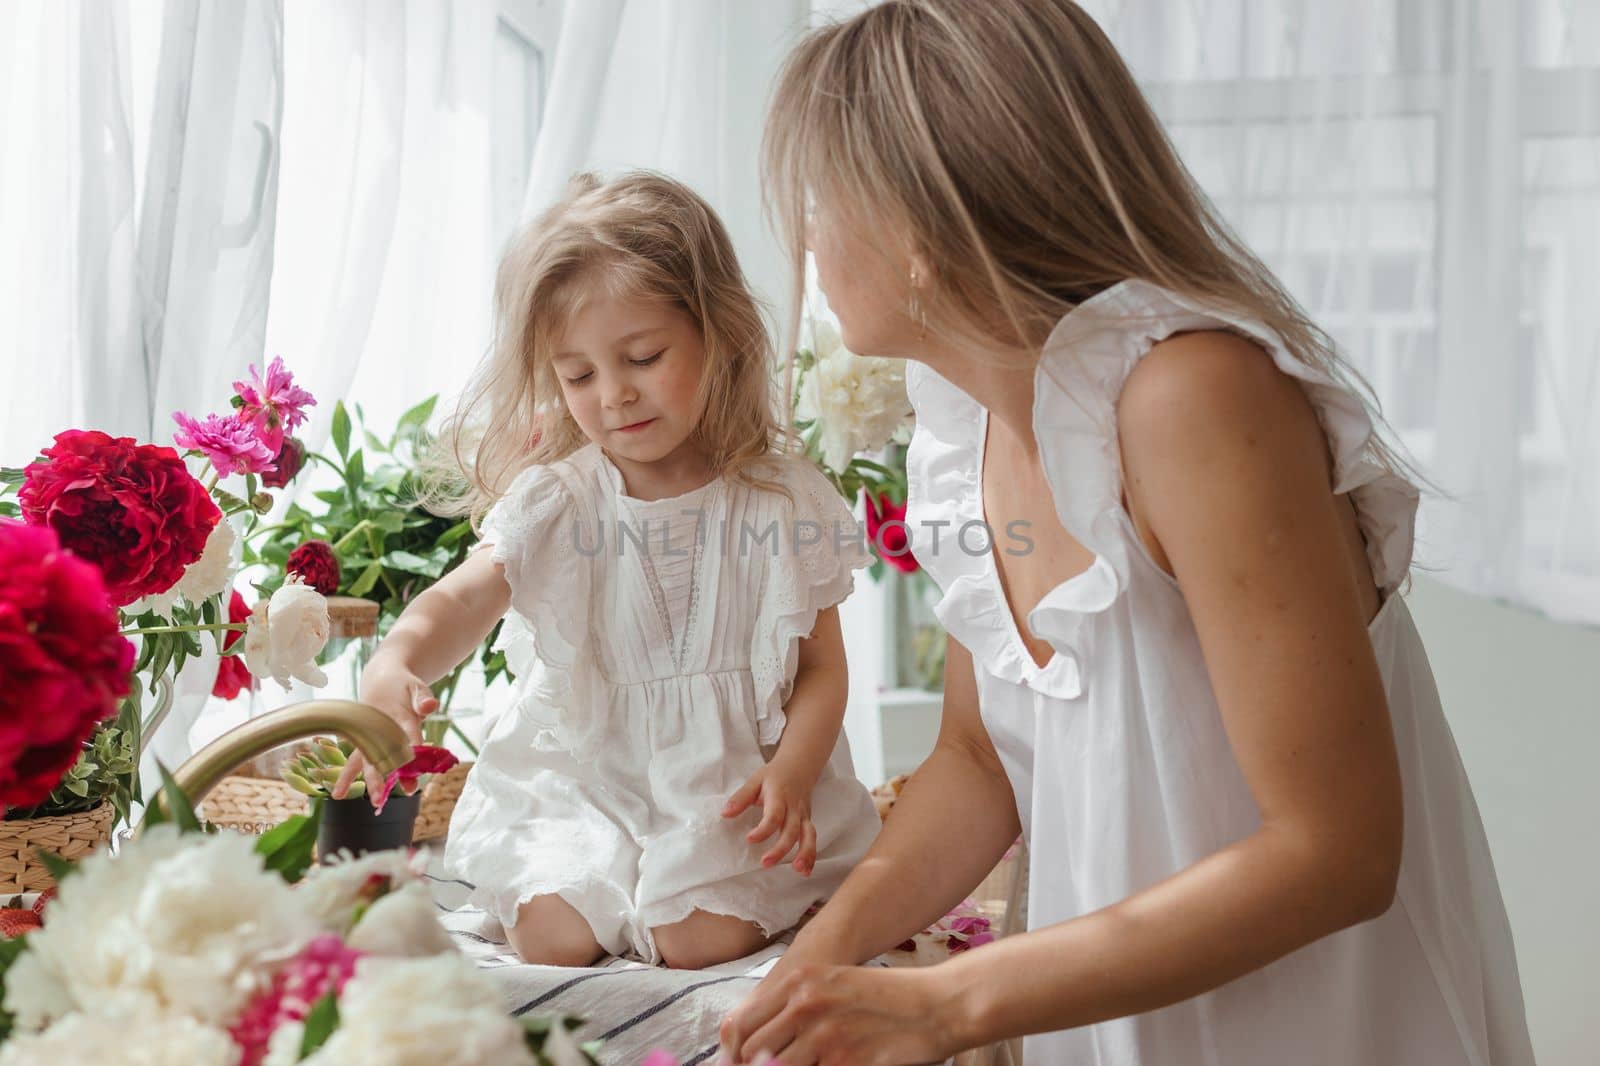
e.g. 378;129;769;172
808;197;922;360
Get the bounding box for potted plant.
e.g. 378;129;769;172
284;738;459;859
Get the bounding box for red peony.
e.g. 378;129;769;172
286;539;341;597
864;492;919;574
0;520;135;809
18;430;220;607
212;589;254;700
373;744;459;811
260;436;306;489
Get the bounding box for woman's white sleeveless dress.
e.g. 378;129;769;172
905;280;1535;1065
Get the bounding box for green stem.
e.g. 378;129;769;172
123;622;246;637
332;519;374;552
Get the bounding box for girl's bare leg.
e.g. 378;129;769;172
651;910;774;970
508;893;606;967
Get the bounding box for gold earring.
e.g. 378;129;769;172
909;268;927;338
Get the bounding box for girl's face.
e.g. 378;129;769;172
552;293;708;469
808;197;921;360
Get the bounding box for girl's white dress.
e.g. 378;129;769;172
905;280;1535;1065
444;445;882;963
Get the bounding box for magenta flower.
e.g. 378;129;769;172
373;744;460;812
640;1052;682;1066
233;356;315;455
230;934;363;1066
172;410;278;477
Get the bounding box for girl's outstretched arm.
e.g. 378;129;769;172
333;547;511;798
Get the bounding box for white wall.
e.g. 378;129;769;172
1406;575;1600;1066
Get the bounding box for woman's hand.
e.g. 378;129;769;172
332;660;436;802
719;963;965;1066
723;760;819;875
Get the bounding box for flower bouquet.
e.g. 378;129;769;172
0;358;333;886
0;777;604;1066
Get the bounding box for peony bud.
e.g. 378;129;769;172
260;435;305;489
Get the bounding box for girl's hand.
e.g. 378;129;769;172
332;663;436;803
723;761;818;875
719;963;963;1065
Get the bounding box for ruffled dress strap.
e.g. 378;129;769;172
905;279;1420;696
747;456;873;746
1031;279;1419;592
478;450;606;758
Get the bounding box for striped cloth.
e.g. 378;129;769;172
427;867;896;1065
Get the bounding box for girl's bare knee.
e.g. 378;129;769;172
652;911;771;970
508;894;605;967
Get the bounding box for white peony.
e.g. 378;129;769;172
174;516;240;603
3;826;319;1031
345;882;457;958
244;574;330;689
296;849;428;935
298;954;539;1066
0;1005;237;1066
124;585;181;620
795;317;915;472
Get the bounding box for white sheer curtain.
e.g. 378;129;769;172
0;1;147;456
1079;0;1600;625
521;0;810;322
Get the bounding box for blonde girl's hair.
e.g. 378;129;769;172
763;0;1419;482
419;170;786;523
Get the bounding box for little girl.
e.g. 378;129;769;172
335;171;881;969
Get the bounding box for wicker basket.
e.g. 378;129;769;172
0;803;116;892
200;776;311;835
414;761;471;843
198;760;473;844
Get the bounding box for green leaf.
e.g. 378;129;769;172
0;502;19;519
363;429;388;455
313;489;346;507
150;761;204;835
379;549;443;578
343;449;365;500
436;520;474;548
395;394;438;434
254;801;322;884
0;467;26;486
347;561;384;598
331;402;352;460
299;990;341;1057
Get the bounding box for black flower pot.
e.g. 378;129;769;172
317;791;421;860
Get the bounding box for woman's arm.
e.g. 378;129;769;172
724;333;1405;1063
781;634;1022;966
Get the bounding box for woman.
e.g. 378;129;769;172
721;2;1534;1064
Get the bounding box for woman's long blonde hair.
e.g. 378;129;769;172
763;0;1414;479
420;170;784;523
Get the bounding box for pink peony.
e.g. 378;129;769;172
19;429;220;607
373;744;459;812
0;520;135;808
233;357;315;456
172;410;278;478
229;934;363;1066
211;589;254;700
